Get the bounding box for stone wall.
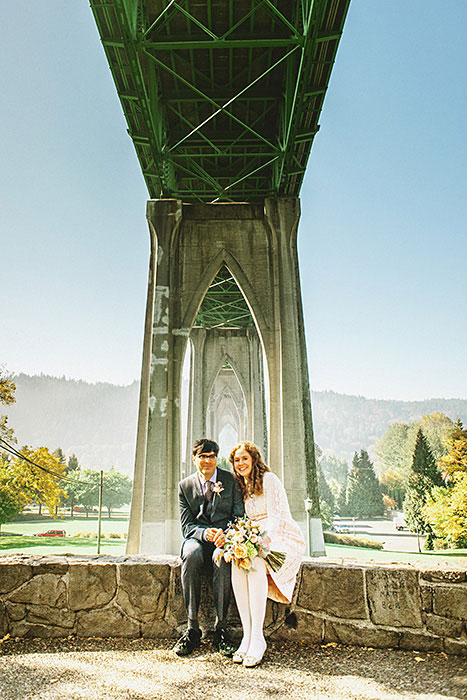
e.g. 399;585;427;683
0;554;466;655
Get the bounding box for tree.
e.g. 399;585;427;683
74;468;100;517
346;450;384;518
403;429;441;551
423;419;467;549
68;454;79;470
336;483;348;516
437;419;467;480
0;367;16;443
54;448;66;465
376;413;454;504
0;455;23;532
102;467;132;517
319;453;348;488
9;446;67;515
62;468;82;517
317;463;335;513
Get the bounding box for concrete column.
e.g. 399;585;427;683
128;198;323;556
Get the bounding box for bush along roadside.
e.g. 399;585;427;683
324;531;384;549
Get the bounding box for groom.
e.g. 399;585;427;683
174;437;244;656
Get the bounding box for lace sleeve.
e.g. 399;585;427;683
263;472;286;541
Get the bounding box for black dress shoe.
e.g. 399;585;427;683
173;628;201;657
212;628;236;657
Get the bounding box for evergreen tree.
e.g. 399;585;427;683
317;463;335;513
68;453;79;470
403;429;440;550
346;450;384;518
336;483;348;516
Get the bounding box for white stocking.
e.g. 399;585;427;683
231;564;251;655
246;556;268;659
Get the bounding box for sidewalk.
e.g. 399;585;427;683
1;637;466;700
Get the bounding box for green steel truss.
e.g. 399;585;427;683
194;266;254;328
90;0;350;202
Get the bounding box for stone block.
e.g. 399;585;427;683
26;604;75;629
399;631;443;652
425;613;464;639
9;621;71;639
272;611;323;643
32;560;69;576
324;619;400;649
5;602;26;621
298;564;367;619
420;585;433;613
444;638;467;656
141;618;176;638
164;566;186;629
68;564;116;610
421;570;466;584
0;600;7;637
433;586;467;620
0;564;32;594
117;563;169;622
9;574;66;607
366;569;423;627
76;605;139;638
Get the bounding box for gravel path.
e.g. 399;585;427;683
1;637;466;700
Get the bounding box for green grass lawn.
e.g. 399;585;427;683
0;516;128;555
323;543;467;567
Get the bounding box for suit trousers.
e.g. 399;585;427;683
181;537;231;629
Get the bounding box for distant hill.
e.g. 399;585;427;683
4;374;467;474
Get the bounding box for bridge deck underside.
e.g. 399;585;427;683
91;0;350;202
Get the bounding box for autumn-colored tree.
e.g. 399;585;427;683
9;446;67;516
423;419;467;549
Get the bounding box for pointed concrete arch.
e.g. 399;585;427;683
128;199;324;558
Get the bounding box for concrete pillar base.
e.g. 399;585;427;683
140;520;181;555
304;517;326;557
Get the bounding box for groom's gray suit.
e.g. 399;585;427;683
178;467;244;627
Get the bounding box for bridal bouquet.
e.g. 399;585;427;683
219;517;285;572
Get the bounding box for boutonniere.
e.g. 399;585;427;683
212;481;224;494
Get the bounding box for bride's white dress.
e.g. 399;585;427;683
245;471;305;604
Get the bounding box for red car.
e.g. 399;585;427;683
35;529;66;537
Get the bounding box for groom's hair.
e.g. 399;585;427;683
192;438;219;457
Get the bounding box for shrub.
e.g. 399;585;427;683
324;531;384;550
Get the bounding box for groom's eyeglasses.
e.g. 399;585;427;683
199;453;216;460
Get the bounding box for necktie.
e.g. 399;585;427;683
205;480;213;501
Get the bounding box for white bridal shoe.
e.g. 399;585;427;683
243;650;265;667
232;650;246;663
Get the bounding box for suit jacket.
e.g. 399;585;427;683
178;467;244;542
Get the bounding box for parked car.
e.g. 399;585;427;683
333;524;350;534
393;516;407;531
34;529;66;537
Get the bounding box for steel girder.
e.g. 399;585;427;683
194;266;254;329
90;0;350;202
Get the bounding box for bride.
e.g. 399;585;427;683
229;441;305;667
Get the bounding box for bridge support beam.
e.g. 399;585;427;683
127;198;325;556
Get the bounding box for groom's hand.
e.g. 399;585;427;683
205;528;218;542
213;529;226;548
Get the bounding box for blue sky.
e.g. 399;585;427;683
1;1;466;401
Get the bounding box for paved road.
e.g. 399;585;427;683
335;518;426;553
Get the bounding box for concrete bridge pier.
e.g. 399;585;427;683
127;197;325;556
184;327;267;471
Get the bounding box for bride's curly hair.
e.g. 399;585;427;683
229;441;270;498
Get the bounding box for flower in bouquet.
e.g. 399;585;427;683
219;517;285;572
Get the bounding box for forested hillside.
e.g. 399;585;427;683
5;375;467;474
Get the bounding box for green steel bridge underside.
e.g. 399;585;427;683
91;0;350;205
